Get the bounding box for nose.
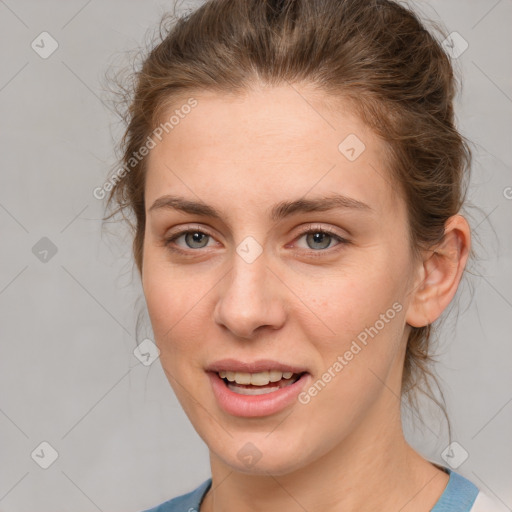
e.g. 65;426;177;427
213;252;287;340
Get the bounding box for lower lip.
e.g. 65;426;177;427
207;371;310;418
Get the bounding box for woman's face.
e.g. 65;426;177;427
142;84;420;475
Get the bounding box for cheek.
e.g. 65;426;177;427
297;259;406;345
142;256;215;357
310;260;408;367
293;255;409;405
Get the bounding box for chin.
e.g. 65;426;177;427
208;433;315;477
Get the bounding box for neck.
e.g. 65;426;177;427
201;389;449;512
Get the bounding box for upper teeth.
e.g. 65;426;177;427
218;370;295;386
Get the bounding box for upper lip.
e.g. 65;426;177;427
206;358;308;374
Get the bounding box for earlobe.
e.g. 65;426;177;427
405;215;471;328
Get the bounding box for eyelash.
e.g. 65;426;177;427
163;224;349;258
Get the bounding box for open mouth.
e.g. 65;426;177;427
207;365;312;417
218;370;306;395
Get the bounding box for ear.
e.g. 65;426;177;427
406;214;471;328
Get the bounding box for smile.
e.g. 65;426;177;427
207;369;310;417
218;370;303;395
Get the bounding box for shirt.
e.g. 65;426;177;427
141;466;509;512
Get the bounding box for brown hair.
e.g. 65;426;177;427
105;0;472;441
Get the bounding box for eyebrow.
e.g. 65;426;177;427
148;193;373;222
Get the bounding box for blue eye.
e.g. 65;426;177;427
166;230;212;250
297;230;342;250
164;225;349;256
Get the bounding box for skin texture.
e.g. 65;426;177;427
142;84;470;512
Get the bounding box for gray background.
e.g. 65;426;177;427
0;0;510;510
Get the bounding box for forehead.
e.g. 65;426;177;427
145;84;402;219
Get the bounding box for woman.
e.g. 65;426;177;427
105;0;506;510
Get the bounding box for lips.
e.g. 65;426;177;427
205;358;308;374
206;358;311;417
